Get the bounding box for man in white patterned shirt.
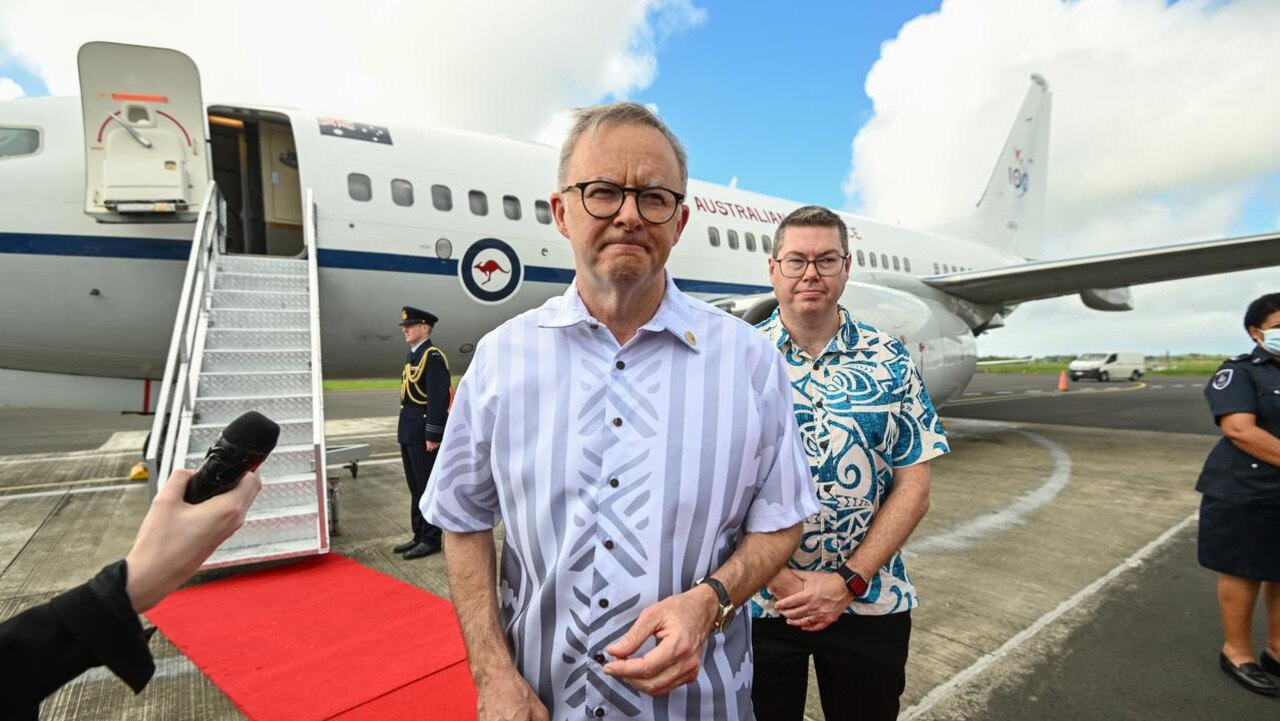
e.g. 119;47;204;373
750;205;948;721
422;103;817;721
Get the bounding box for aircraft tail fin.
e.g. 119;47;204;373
935;74;1051;261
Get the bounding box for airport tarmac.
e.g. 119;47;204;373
2;372;1276;720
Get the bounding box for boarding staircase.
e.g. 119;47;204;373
145;183;333;568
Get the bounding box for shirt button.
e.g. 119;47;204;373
594;652;606;664
612;417;623;427
609;477;619;488
820;440;829;449
603;539;615;550
599;599;609;608
595;708;605;718
1252;463;1260;469
616;360;626;370
816;398;824;409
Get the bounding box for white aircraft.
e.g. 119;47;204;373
2;43;1278;412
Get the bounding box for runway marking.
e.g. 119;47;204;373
945;381;1147;407
0;449;138;466
0;481;143;501
902;512;1197;720
906;430;1071;554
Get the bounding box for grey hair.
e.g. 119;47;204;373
556;102;689;189
772;205;849;257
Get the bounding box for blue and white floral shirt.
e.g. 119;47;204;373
751;306;949;617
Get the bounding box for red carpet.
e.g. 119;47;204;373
147;554;477;720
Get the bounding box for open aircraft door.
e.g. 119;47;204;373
78;42;210;222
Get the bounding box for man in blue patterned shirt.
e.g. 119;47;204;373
750;205;949;721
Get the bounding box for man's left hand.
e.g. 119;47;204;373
773;570;852;632
602;587;717;696
426;440;440;452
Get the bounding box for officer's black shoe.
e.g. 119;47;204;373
401;541;442;560
392;538;419;554
1220;654;1279;696
1261;651;1280;677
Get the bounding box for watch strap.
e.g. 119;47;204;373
695;576;734;632
836;565;869;598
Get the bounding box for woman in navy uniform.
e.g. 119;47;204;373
394;306;450;560
1196;292;1280;696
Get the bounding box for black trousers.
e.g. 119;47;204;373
751;612;911;721
399;443;442;545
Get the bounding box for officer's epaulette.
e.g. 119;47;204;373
1225;352;1252;363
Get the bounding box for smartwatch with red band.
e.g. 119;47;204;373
835;565;869;598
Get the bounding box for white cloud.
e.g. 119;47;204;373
844;0;1280;355
0;0;705;139
0;77;22;101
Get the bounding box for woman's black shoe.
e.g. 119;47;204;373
1261;651;1280;677
1220;653;1279;696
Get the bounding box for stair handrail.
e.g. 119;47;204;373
144;181;224;493
304;188;330;547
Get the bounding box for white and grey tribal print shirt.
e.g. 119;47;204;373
423;273;818;720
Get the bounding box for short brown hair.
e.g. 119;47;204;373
772;205;849;257
557;102;688;189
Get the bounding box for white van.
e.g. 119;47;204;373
1068;352;1145;382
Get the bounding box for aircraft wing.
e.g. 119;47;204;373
924;231;1280;307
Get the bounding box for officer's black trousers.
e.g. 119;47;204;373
399;443;442;546
751;611;911;721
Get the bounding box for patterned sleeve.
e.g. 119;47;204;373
743;345;819;533
421;343;501;531
889;353;950;468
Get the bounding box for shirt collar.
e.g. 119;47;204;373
761;305;867;357
538;272;701;352
1251;345;1277;365
410;338;430;354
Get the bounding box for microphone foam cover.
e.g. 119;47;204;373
220;411;281;455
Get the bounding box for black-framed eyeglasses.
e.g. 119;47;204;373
562;180;685;224
773;254;849;278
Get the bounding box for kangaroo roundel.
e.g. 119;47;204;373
460;238;523;304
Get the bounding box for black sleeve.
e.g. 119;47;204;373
1205;364;1257;424
0;561;155;717
424;350;451;443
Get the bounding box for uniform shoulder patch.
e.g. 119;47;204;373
1211;368;1234;390
1226;352;1251;362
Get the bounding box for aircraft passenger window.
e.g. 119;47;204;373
534;200;552;224
708;227;721;247
856;250;865;266
904;258;912;273
431;184;452;211
932;262;939;274
0;127;39;158
391;179;414;207
727;230;739;250
503;195;521;220
880;253;889;269
469;190;489;216
762;235;772;254
892;256;901;271
869;253;878;268
347;173;372;202
745;232;757;252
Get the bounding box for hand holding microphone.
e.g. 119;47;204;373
184;411;280;504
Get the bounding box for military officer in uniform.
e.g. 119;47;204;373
394;306;450;560
1196;292;1280;696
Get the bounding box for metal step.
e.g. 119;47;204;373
198;370;311;398
208;308;309;330
205;328;311;350
212;289;309;311
216;272;310;292
193;394;312;424
188;418;313;450
185;443;316;477
202;349;312;372
204;537;324;569
214;504;319;552
219;255;308;276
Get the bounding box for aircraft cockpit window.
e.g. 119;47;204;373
727;230;739;250
904;258;912;273
857;250;865;266
432;184;453;211
391;179;414;207
0;127;39;158
708;227;721;247
869;253;878;268
348;173;372;202
534;200;552;224
503;195;522;221
745;232;757;252
469;190;489;216
762;235;772;254
892;256;901;271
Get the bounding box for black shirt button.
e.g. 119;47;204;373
603;539;615;550
599;599;609;608
609;478;619;488
616;360;626;370
594;652;606;664
820;440;829;449
595;708;605;718
612;417;623;427
816;398;824;409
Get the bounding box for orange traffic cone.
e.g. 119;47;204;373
1057;370;1069;392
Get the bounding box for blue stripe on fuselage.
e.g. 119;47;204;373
0;232;770;296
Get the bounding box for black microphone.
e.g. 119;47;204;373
184;411;281;504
